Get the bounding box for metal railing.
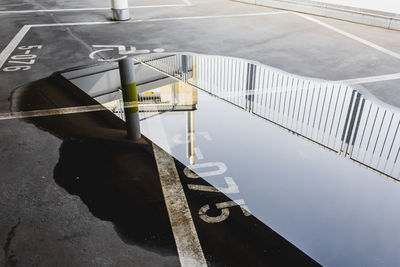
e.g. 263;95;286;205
135;53;400;182
98;87;196;122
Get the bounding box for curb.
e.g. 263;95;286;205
233;0;400;30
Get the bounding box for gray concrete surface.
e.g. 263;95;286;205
0;0;399;265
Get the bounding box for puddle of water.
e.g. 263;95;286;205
13;61;317;265
136;53;400;182
140;81;400;267
60;54;400;266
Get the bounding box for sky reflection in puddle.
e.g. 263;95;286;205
139;80;400;267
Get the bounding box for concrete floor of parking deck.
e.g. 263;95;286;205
0;0;399;266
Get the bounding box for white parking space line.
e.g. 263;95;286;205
0;104;106;121
29;11;287;28
30;21;117;27
0;4;190;14
144;11;288;22
153;143;207;267
296;13;400;60
0;11;287;69
0;102;124;120
1;10;399;86
142;114;206;266
0;102;171;121
336;72;400;84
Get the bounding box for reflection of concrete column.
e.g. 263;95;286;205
341;91;362;157
186;111;195;165
118;57;141;140
111;0;130;21
171;83;176;106
246;63;256;112
192;56;197;85
160;81;197;164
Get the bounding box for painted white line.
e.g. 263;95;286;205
144;11;288;22
30;21;117;27
296;13;400;60
29;11;288;27
0;102;173;121
336;72;400;84
152;143;207;267
0;4;190;14
0;104;106;121
0;11;288;69
0;25;31;69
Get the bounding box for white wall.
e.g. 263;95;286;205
315;0;399;14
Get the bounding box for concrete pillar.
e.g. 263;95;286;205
118;57;141;140
111;0;130;21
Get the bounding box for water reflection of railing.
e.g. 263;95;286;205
136;53;400;181
99;87;197;122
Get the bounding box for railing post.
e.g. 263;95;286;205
118;57;141;140
340;90;361;156
181;55;189;82
246;63;256;112
111;0;130;21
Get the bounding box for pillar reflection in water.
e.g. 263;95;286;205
186;111;195;165
160;81;198;165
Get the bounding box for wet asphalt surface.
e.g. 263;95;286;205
2;73;319;266
1;0;399;266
